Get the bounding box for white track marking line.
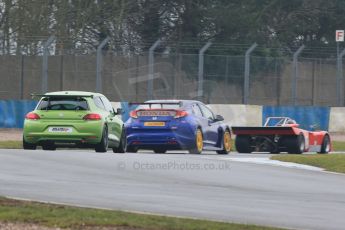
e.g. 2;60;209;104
204;156;324;171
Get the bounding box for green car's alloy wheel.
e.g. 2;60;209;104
95;126;109;153
113;128;126;153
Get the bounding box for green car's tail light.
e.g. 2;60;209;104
25;112;40;120
83;113;102;120
130;110;138;118
174;110;188;118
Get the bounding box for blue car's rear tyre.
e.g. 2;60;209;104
126;146;138;153
153;148;167;154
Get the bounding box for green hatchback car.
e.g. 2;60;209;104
23;91;126;153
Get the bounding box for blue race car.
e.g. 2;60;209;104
125;100;231;154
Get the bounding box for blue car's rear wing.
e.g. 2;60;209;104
129;102;182;108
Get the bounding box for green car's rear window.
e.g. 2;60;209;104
37;97;89;110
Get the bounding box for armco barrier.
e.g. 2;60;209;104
262;106;330;131
329;107;345;132
0;100;37;128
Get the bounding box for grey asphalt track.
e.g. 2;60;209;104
0;149;345;230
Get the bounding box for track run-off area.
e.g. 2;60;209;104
0;149;345;230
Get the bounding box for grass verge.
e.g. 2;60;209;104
0;140;22;149
271;154;345;173
0;197;285;230
331;141;345;152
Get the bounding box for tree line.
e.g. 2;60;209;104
0;0;344;57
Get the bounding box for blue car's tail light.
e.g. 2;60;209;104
174;110;188;118
130;110;138;118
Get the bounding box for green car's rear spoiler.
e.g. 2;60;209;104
31;94;94;99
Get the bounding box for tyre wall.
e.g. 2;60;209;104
0;100;37;128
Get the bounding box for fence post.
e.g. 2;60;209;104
336;48;345;106
96;37;110;93
197;42;212;99
20;55;24;99
147;39;161;100
41;36;55;93
291;45;305;105
243;43;257;104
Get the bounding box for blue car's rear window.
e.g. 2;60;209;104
37;97;89;110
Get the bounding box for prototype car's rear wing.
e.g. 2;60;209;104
232;126;298;135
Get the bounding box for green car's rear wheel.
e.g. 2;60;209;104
95;126;109;153
23;136;36;150
113;129;126;153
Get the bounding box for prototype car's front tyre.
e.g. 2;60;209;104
217;130;231;154
113;129;126;153
95;126;109;153
318;135;330;154
189;128;203;154
23;136;36;150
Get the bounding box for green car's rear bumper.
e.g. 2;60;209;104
23;119;103;145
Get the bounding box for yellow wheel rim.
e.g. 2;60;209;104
196;130;203;153
224;131;231;152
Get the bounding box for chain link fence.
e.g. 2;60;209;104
0;50;343;106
